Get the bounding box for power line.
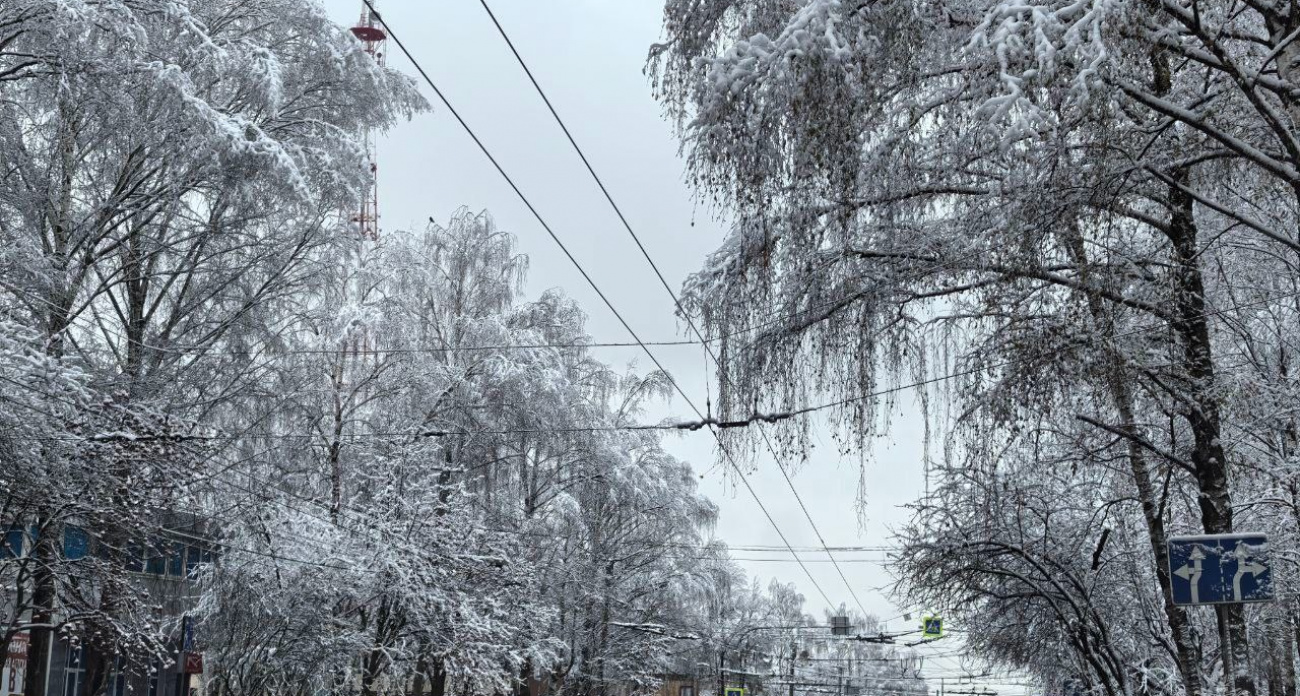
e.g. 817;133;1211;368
472;0;872;618
362;0;839;611
441;9;1300;645
22;282;1286;444
7;423;674;443
684;284;1300;430
7;287;1299;444
396;1;1300;665
4;285;1294;459
728;545;896;553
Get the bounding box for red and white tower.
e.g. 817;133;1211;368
350;4;386;240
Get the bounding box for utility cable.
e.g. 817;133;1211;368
467;2;1300;629
471;0;943;620
360;0;839;611
6;288;1300;441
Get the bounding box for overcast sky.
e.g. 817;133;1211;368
317;0;1007;687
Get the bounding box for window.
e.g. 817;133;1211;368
145;542;166;575
63;527;89;560
63;646;84;696
131;536;218;578
167;542;184;577
680;686;695;696
186;544;217;577
184;545;202;576
95;656;128;696
124;543;144;572
1;525;23;558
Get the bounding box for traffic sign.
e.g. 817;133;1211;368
723;688;745;696
1167;534;1272;606
921;615;943;639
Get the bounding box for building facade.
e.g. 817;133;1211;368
2;521;216;696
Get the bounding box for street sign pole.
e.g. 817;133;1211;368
1166;532;1270;694
1216;605;1234;694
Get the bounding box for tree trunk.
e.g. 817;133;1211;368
514;659;531;696
1062;217;1205;696
1167;167;1255;696
431;659;447;696
24;516;57;696
412;655;427;696
1113;393;1204;696
80;649;107;696
360;646;384;696
328;345;346;525
717;650;725;696
1265;613;1296;696
787;641;794;696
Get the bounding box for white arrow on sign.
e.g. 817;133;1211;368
1232;542;1265;601
1174;546;1206;604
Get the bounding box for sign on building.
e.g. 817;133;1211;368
2;632;29;696
183;652;204;675
1167;534;1272;606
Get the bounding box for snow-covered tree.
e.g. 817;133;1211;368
1;0;423;692
650;1;1300;694
2;3;902;696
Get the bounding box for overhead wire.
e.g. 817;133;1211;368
0;14;1240;690
472;0;873;617
360;0;840;611
462;0;1300;628
6;288;1300;443
8;6;1298;647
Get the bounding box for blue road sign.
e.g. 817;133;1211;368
921;616;943;639
1167;534;1272;606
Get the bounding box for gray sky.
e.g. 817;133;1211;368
319;0;1001;686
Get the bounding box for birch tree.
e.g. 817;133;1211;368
650;1;1300;693
1;0;422;691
